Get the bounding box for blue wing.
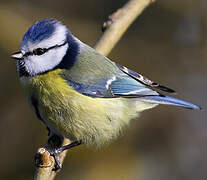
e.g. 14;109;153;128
66;63;175;98
67;76;200;109
65;64;200;110
66;75;159;98
67;79;113;97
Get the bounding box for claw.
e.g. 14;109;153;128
47;148;62;171
47;140;82;171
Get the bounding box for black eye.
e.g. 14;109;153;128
33;48;47;55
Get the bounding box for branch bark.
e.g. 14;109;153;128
34;139;71;180
95;0;155;56
34;0;155;179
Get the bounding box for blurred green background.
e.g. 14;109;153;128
0;0;206;179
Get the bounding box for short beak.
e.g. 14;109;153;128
11;51;23;60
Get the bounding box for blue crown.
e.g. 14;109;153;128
21;19;59;47
20;18;80;70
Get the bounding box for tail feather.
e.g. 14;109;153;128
140;95;201;110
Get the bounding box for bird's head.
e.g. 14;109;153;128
11;19;79;77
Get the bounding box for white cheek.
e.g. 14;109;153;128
24;44;68;75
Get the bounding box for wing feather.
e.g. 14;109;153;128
116;63;175;93
61;43;173;98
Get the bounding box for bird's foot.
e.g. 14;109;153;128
47;148;62;171
47;141;82;171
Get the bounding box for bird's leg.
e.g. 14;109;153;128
47;133;64;148
46;127;51;136
46;134;82;170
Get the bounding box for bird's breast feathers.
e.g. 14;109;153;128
20;69;153;146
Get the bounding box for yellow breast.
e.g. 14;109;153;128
20;69;148;146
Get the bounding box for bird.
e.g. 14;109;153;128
11;19;200;170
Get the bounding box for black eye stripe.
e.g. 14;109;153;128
33;48;48;55
24;41;67;57
24;51;33;57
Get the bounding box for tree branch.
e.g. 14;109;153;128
34;138;71;180
34;0;155;179
94;0;155;56
34;148;55;180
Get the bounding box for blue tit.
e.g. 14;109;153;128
11;19;200;169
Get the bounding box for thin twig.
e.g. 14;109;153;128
34;0;155;179
34;148;55;180
34;139;71;180
94;0;155;56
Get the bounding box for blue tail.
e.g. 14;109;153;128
141;95;201;110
